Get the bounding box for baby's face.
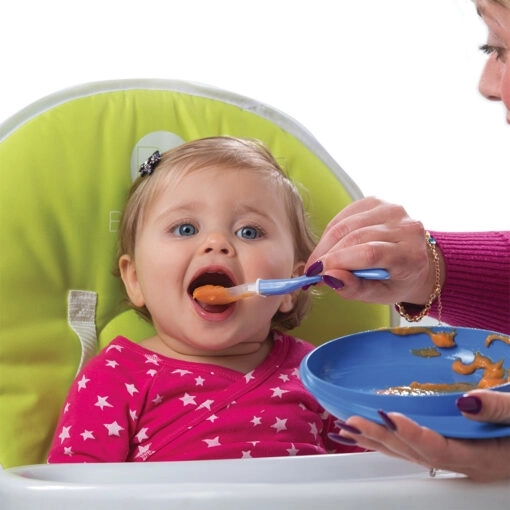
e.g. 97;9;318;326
120;165;300;358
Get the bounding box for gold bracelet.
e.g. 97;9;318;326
395;232;442;323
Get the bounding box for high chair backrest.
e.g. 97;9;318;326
0;79;393;468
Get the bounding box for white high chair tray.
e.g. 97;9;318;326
1;452;508;509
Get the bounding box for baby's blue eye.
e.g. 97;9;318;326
236;226;260;240
173;223;197;236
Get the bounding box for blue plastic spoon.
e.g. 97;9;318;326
193;269;389;304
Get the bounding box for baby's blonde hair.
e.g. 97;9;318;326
116;136;317;331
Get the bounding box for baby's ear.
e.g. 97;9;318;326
119;254;145;307
278;262;305;313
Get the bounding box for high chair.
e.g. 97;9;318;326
2;80;505;509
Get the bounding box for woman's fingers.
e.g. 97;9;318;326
341;413;510;482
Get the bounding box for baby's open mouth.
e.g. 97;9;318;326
189;272;234;313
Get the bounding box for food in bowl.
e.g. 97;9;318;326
299;326;510;438
378;329;510;395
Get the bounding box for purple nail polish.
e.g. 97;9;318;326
335;422;361;435
327;432;358;446
456;395;482;414
377;410;397;431
323;275;344;290
306;260;323;277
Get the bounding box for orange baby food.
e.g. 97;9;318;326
390;326;457;348
378;381;476;396
193;285;231;304
381;329;509;395
485;333;510;348
452;352;509;389
193;285;249;305
411;347;441;358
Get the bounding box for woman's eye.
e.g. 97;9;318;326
236;226;261;240
479;44;507;62
172;223;197;236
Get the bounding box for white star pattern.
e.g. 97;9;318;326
105;359;119;368
77;375;90;390
144;353;161;366
147;369;157;377
106;344;123;352
59;426;71;443
104;421;124;436
64;402;70;413
203;436;221;447
180;393;197;406
251;416;262;426
197;399;214;411
278;373;290;382
129;409;138;421
152;394;163;405
241;450;252;458
172;369;192;376
270;386;289;398
64;446;74;456
125;383;138;396
244;371;255;383
271;417;287;432
135;427;149;442
207;414;218;422
287;443;299;456
80;430;94;441
95;396;113;410
195;376;205;386
308;422;319;439
136;444;155;461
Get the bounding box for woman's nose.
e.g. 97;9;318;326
200;231;235;256
478;57;503;102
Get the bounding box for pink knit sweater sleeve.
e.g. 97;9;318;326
428;231;510;335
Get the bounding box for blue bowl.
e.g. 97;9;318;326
300;327;510;438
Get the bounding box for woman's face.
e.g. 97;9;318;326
477;0;510;123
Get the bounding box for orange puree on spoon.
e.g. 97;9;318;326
193;285;247;305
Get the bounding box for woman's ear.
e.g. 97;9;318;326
118;254;145;307
278;261;305;313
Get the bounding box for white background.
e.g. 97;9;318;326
1;0;507;231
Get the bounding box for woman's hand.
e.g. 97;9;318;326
332;389;510;482
306;197;442;305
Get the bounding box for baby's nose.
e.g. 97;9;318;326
201;232;235;255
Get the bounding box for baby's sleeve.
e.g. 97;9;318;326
47;358;136;463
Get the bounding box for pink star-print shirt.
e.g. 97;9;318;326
47;331;362;462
